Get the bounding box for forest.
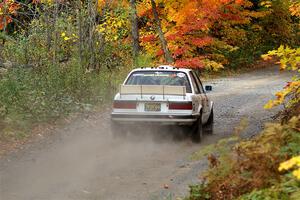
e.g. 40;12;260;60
0;0;298;128
0;0;299;199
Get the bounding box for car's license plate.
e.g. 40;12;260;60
145;103;161;112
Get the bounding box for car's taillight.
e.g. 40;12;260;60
169;102;193;110
113;101;136;109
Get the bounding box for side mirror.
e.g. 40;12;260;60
205;85;212;92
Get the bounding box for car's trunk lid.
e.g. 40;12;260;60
113;85;192;113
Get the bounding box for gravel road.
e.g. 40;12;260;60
0;66;293;200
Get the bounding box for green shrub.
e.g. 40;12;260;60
0;6;134;141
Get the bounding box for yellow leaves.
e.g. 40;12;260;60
264;45;300;71
251;24;263;31
293;168;300;180
290;2;300;17
263;45;300;110
96;12;129;42
60;32;77;42
275;91;286;103
279;155;300;180
278;156;300;171
97;26;106;33
260;1;272;8
116;20;123;27
264;81;300;109
203;59;224;72
264;100;275;110
97;0;106;10
246;10;270;19
264;97;285;110
33;0;54;5
261;54;271;61
137;1;151;17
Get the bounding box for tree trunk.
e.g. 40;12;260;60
87;0;97;70
0;37;4;60
129;0;140;62
45;9;52;51
150;0;173;64
78;0;83;66
53;0;59;65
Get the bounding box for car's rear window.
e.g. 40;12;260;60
125;71;192;93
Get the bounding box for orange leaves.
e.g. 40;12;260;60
141;34;156;43
175;57;205;69
165;33;178;41
169;1;198;25
290;1;300;17
0;0;19;30
156;49;164;57
138;0;267;69
97;0;106;9
173;47;188;57
137;1;152;17
0;16;12;30
191;37;213;48
235;0;244;5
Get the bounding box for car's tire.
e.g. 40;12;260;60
204;108;214;134
191;112;203;143
110;121;126;138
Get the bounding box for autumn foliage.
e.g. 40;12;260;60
0;0;19;30
186;116;300;200
185;2;300;200
136;0;270;69
0;1;299;198
1;0;298;70
0;0;299;147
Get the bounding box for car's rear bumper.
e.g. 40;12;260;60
111;113;198;125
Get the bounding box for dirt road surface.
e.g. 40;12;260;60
0;67;293;200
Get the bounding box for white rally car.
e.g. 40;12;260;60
110;65;214;142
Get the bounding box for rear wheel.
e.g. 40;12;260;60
191;112;203;143
204;108;214;134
